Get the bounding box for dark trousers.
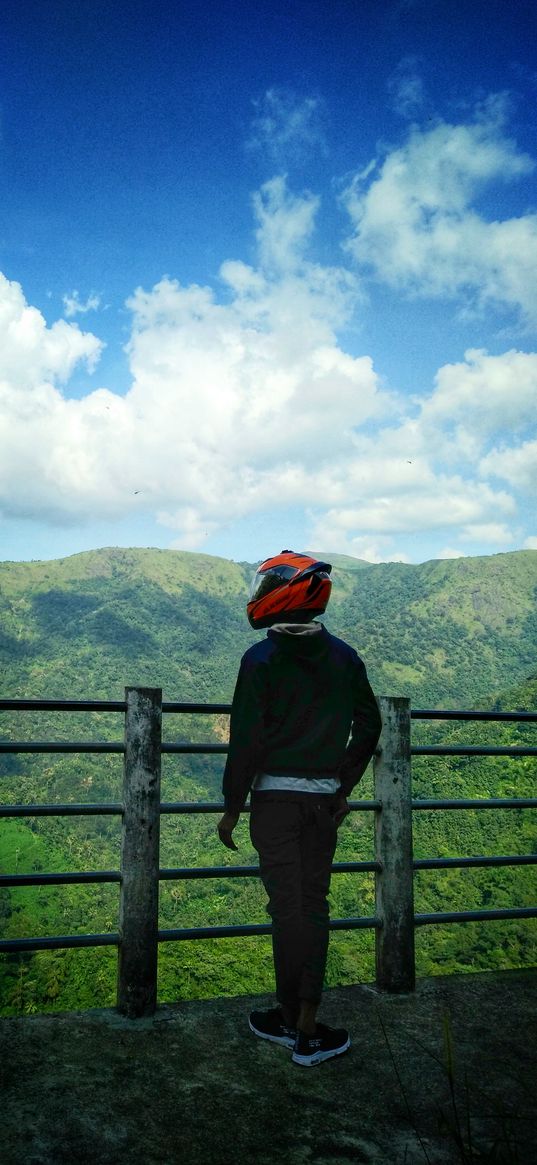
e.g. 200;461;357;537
249;791;339;1013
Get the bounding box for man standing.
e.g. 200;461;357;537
217;551;381;1066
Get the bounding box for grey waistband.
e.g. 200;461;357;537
252;773;341;793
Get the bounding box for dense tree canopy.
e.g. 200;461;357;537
1;547;535;1014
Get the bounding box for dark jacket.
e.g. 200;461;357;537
222;624;382;813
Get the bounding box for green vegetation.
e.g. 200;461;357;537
0;546;535;1015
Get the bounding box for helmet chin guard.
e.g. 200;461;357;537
247;550;332;630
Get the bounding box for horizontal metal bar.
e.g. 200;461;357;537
0;741;228;755
159;799;382;815
0;803;123;817
329;915;379;931
0;700;230;716
412;798;537;810
0;932;119;953
3;905;534;953
162;743;228;754
0;699;229;717
413;854;537;870
4;854;532;891
0;699;126;712
159;864;254;881
1;859;379;889
2;740;534;757
414;907;537;926
159;860;378;881
0;917;379;954
3;797;531;820
0;741;125;754
157;923;273;940
158;915;379;942
2;700;535;721
1;798;532;820
412;745;537;756
162;703;231;714
160;801;243;815
411;709;537;721
0;871;121;888
0;802;228;819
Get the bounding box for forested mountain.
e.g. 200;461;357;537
1;544;536;706
0;546;536;1015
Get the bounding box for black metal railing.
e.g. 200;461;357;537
1;692;536;1015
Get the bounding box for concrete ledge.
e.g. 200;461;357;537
2;969;536;1164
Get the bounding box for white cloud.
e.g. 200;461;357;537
63;290;101;318
343;100;537;323
415;348;537;477
306;477;515;541
163;507;219;551
306;524;410;564
459;523;515;545
424;349;537;434
0;273;102;390
0;176;534;562
387;57;426;120
437;548;467;560
253;177;320;273
480;439;537;490
523;536;537;549
247;88;327;166
0;181;386;537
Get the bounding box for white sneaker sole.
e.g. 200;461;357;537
248;1019;296;1048
292;1035;351;1066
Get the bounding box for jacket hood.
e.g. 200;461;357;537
267;621;330;659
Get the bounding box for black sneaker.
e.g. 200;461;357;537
248;1007;297;1048
292;1023;351;1066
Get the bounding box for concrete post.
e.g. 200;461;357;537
117;687;162;1017
373;696;415;992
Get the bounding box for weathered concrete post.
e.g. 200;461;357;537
117;686;162;1017
373;696;415;992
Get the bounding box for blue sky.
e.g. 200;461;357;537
1;0;536;565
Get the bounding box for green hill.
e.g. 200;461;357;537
0;546;535;1015
1;545;535;705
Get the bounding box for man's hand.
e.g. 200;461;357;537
331;793;350;828
217;810;239;851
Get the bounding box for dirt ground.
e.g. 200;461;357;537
1;968;536;1165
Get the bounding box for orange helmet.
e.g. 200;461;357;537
247;550;332;630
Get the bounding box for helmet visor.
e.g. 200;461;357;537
248;560;331;604
248;563;298;603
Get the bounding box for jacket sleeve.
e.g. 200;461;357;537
337;658;382;797
222;654;267;814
